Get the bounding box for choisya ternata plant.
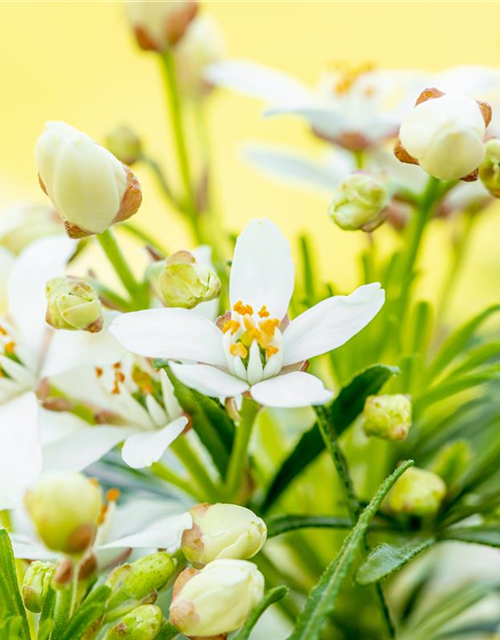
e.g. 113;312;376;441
3;3;500;640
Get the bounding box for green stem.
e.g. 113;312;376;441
171;436;219;502
315;407;396;639
140;153;184;215
120;221;170;257
150;461;204;502
50;586;72;640
225;398;260;501
96;229;147;309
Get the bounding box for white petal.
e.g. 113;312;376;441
230;218;295;320
205;59;311;105
0;392;42;509
264;104;345;139
243;145;347;193
283;283;385;366
42;424;135;472
251;372;332;408
8;235;74;355
121;417;187;469
0;246;14;314
10;535;58;561
39;407;88;446
101;512;192;551
42;312;126;378
110;308;226;366
170;362;249;398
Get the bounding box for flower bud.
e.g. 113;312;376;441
148;250;221;309
45;276;103;333
35;121;142;239
106;126;143;166
397;89;491;181
181;503;267;566
169;560;264;638
21;561;55;613
328;173;389;231
25;473;102;554
363;394;412;442
104;604;163;640
479;138;500;197
107;552;176;601
385;467;446;517
0;204;62;255
125;0;198;52
175;16;225;100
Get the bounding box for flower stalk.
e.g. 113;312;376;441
225;398;260;501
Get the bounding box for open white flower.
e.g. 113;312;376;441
206;60;427;150
111;219;384;408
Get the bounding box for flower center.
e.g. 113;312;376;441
222;301;283;384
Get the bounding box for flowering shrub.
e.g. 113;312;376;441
2;2;500;640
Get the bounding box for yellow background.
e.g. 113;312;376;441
1;1;500;318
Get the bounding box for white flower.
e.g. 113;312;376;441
110;219;384;408
0;203;62;255
35;122;142;238
206;60;427;149
125;0;198;51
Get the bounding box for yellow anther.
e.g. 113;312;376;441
222;320;240;335
233;301;253;316
95;367;103;378
4;341;15;355
132;367;153;394
266;345;279;359
230;343;248;359
97;504;108;526
112;362;121;370
330;61;375;94
0;325;7;336
106;488;121;503
243;316;256;331
258;306;270;318
259;318;279;336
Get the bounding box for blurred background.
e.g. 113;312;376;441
1;1;500;317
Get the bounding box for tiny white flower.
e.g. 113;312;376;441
110;219;384;408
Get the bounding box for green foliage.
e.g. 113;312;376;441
0;530;30;640
234;587;289;640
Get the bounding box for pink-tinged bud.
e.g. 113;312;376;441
35;121;142;239
125;1;198;52
170;560;264;637
181;503;267;566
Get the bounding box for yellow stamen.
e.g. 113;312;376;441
233;301;254;316
259;318;279;336
95;367;103;378
230;343;248;359
258;306;270;318
243;316;256;331
0;325;7;336
106;488;121;502
222;320;240;335
112;362;121;370
132;367;153;394
97;504;108;526
266;345;279;359
4;341;15;355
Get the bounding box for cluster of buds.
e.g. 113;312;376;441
385;466;447;517
363;394;412;442
35;121;142;239
328;172;389;231
148;250;221;309
45;276;103;333
395;88;491;181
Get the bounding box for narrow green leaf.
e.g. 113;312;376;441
260;364;398;512
442;340;500;381
267;515;352;537
287;460;414;640
441;525;500;547
0;530;30;639
156;621;180;640
235;586;289;640
155;362;235;476
60;585;111;640
355;538;435;586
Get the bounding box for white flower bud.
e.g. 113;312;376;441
148;250;221;309
125;0;198;52
479;138;500;197
328;172;389;231
25;473;102;554
169;560;264;638
385;467;446;517
46;276;103;333
398;89;490;181
105;126;143;166
0;204;62;255
363;394;412;442
181;503;267;566
35;122;142;238
175;15;225;99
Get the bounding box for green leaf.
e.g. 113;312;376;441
441;340;500;381
267;515;352;537
355;538;435;586
235;586;289;640
441;525;500;547
287;460;414;640
156;621;180;640
260;364;398;512
0;530;30;639
60;585;111;640
155;362;235;476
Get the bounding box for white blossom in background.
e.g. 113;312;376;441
125;0;198;51
111;219;384;408
0;203;62;255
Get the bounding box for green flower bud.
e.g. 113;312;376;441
385;467;446;517
106;126;143;166
25;473;102;554
182;503;267;566
107;552;176;601
170;560;264;637
104;605;163;640
148;250;221;309
363;394;412;442
328;172;389;231
21;561;55;613
46;276;103;333
479;138;500;197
